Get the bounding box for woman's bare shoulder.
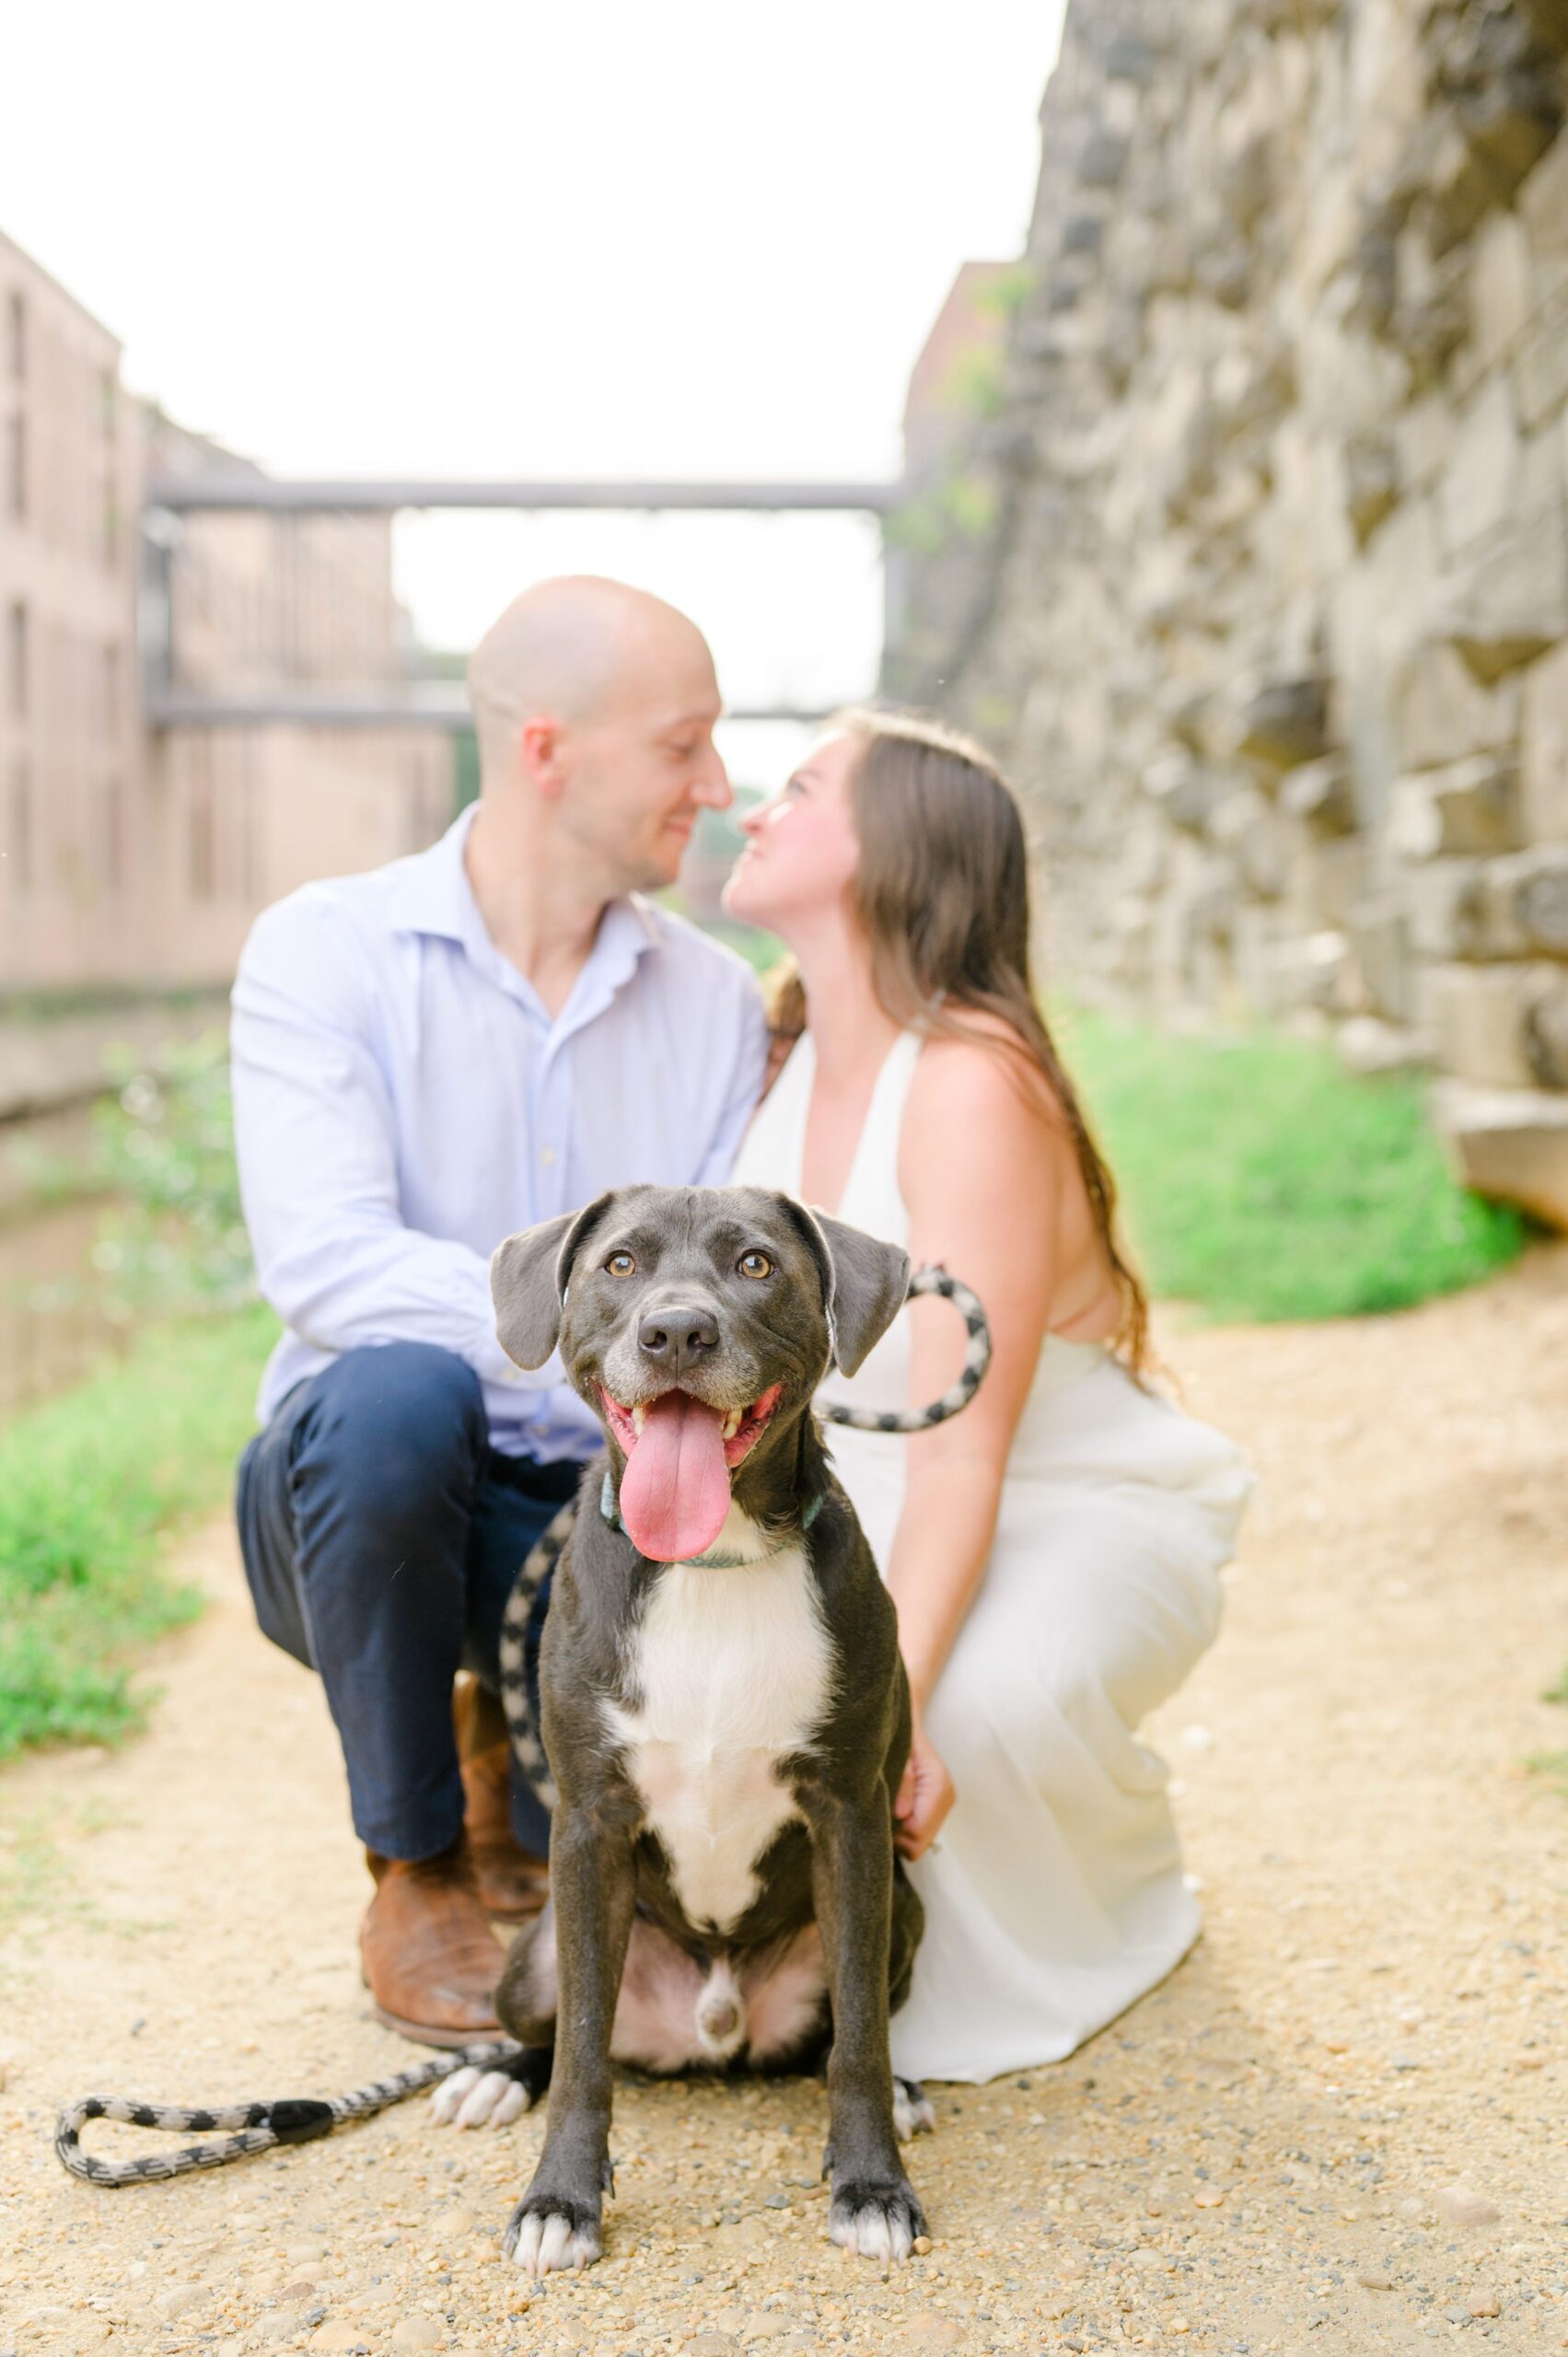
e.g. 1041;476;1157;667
906;1015;1063;1136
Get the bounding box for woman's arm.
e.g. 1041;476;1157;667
888;1034;1063;1704
885;1036;1064;1853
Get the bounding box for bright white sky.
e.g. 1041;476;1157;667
3;1;1064;784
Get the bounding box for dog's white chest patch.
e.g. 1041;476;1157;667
604;1517;833;1935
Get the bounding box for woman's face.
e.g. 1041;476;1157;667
723;731;862;932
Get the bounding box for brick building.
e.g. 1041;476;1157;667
0;227;451;996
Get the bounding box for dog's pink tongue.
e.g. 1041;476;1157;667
619;1392;731;1561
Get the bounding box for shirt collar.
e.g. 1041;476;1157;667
387;804;664;987
386;803;480;941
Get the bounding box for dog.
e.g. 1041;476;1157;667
432;1182;935;2276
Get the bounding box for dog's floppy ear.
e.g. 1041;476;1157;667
491;1191;616;1370
781;1198;911;1377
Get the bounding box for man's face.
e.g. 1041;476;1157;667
555;630;730;891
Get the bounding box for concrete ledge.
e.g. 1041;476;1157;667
0;994;230;1123
1433;1078;1568;1229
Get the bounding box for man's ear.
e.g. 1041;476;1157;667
780;1198;911;1376
491;1191;615;1370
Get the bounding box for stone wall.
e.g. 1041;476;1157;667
887;0;1568;1225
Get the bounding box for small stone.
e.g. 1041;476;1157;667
894;2319;963;2351
1469;2291;1501;2317
911;2235;933;2255
1356;2270;1394;2290
278;2280;319;2302
762;2192;792;2209
311;2328;370;2354
687;2338;739;2356
426;2208;472;2238
390;2321;445;2352
1164;2324;1191;2340
1433;2183;1502;2230
151;2283;203;2321
1129;2250;1171;2271
1192;2188;1227;2208
286;2243;329;2265
743;2319;798;2340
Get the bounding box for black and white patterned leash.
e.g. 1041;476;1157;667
499;1264;992;1812
55;2039;522;2188
824;1263;992;1435
55;1268;989;2190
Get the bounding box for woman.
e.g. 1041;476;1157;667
724;710;1253;2085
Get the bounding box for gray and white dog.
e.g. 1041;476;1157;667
438;1182;934;2278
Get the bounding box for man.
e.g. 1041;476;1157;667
231;577;769;2045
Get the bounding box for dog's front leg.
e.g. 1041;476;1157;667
807;1791;929;2263
504;1805;634;2277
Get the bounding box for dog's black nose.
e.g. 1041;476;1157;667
637;1304;720;1372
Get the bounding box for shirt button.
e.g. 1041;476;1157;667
539;1146;557;1167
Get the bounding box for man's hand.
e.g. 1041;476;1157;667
894;1713;955;1862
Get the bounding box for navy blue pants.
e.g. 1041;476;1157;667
235;1341;584;1862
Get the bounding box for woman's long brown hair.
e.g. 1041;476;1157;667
764;707;1150;1372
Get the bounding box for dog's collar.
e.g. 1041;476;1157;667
598;1469;824;1568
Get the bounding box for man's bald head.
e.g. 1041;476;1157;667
468;575;715;773
464;575;729;895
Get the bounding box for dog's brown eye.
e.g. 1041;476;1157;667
738;1250;772;1281
605;1251;636;1278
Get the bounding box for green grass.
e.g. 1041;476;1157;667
0;1305;276;1760
1057;1009;1527;1324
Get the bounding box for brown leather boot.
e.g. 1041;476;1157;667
454;1674;550;1923
360;1836;505;2047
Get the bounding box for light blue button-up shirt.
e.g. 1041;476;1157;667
230;805;770;1458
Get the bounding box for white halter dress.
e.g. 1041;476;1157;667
732;1028;1254;2084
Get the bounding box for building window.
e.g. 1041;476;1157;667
9;759;31;894
190;742;216;900
6;411;24;523
102;775;124;895
6;600;25;721
6;291;22;385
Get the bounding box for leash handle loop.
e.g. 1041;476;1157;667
55;2039;521;2188
819;1263;993;1433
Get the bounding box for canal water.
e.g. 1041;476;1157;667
0;1108;133;1420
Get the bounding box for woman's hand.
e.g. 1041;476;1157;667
894;1713;955;1862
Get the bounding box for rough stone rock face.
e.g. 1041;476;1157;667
885;0;1568;1226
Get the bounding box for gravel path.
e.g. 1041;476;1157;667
3;1245;1566;2357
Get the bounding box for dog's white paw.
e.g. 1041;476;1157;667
428;2065;482;2125
892;2080;935;2142
429;2066;534;2130
828;2185;923;2263
506;2207;601;2275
